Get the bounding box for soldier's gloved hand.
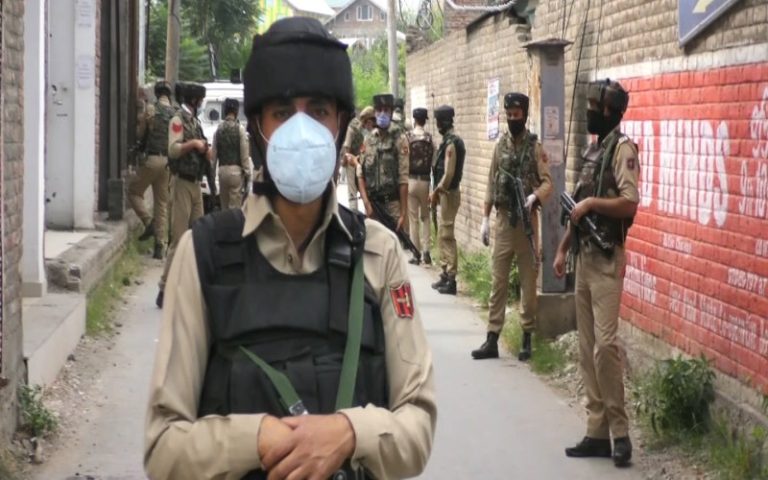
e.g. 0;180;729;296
525;194;537;212
481;217;490;246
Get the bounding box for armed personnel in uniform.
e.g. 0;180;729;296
357;93;410;231
144;17;436;480
472;93;552;361
340;105;375;211
430;105;465;295
212;97;252;209
554;79;638;468
392;97;407;132
128;80;176;260
406;107;435;265
156;82;211;308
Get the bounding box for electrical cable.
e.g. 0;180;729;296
564;0;591;166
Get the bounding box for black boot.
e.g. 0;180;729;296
408;256;421;265
437;277;457;295
518;332;532;361
139;221;155;241
156;289;164;309
564;437;612;458
153;243;165;260
422;251;432;265
471;332;499;359
431;272;448;290
612;437;632;467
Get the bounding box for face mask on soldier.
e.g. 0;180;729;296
265;112;337;204
587;108;622;138
507;119;526;136
375;112;391;129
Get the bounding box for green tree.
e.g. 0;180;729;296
146;0;260;82
349;39;406;110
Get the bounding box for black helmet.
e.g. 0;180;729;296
243;17;354;116
394;97;405;110
434;105;455;122
503;92;529;116
182;82;207;103
174;82;186;105
587;79;629;114
373;94;395;109
223;98;240;117
412;107;428;120
154;80;172;99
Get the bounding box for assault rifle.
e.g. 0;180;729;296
511;176;537;265
559;191;614;254
369;198;421;263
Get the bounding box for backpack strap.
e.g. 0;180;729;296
327;205;367;333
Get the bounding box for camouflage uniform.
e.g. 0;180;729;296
213;117;251;209
128;96;175;250
358;126;410;222
485;130;552;335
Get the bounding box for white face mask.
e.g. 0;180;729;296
265;112;337;204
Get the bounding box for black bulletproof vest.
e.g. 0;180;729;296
433;133;466;191
191;207;388;480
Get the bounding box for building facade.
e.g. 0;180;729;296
406;0;768;407
325;0;389;47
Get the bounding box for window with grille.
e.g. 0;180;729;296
357;4;372;21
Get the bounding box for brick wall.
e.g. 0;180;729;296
406;0;768;395
326;0;388;39
1;0;24;442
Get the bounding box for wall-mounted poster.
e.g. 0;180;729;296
487;78;500;140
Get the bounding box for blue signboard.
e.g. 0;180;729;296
679;0;741;46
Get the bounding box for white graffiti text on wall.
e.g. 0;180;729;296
624;252;658;304
740;86;768;220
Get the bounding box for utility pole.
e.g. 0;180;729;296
165;0;181;85
387;0;398;97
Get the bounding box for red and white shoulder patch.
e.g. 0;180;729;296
390;282;414;318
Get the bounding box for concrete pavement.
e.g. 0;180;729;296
31;211;643;480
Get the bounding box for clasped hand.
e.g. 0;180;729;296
259;414;356;480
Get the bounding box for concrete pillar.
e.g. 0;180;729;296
23;0;47;297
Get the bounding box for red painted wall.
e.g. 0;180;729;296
618;62;768;392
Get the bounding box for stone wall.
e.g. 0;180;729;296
1;0;25;442
406;0;768;399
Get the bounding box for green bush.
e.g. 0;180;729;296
634;356;716;437
18;385;57;438
705;420;768;480
458;249;519;307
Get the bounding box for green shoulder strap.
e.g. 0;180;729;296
335;257;365;410
239;255;366;415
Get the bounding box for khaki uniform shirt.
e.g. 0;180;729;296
144;190;437;480
485;130;553;205
210;118;252;178
357;127;410;186
609;134;640;203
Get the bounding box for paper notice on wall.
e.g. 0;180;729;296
487;78;500;140
76;0;95;28
76;55;94;89
543;139;564;166
544;106;560;138
410;86;427;109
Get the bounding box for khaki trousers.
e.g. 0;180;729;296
160;176;204;289
487;208;539;333
218;165;244;209
127;155;170;246
438;188;460;276
575;245;629;439
346;165;359;211
408;178;430;253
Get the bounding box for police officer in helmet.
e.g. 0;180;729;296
555;79;638;467
144;17;436;480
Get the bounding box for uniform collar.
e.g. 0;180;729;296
158;96;171;106
412;125;426;135
241;186;352;241
599;126;622;148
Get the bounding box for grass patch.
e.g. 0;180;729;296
18;385;57;438
500;310;568;375
86;237;147;335
458;249;519;307
633;357;768;479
